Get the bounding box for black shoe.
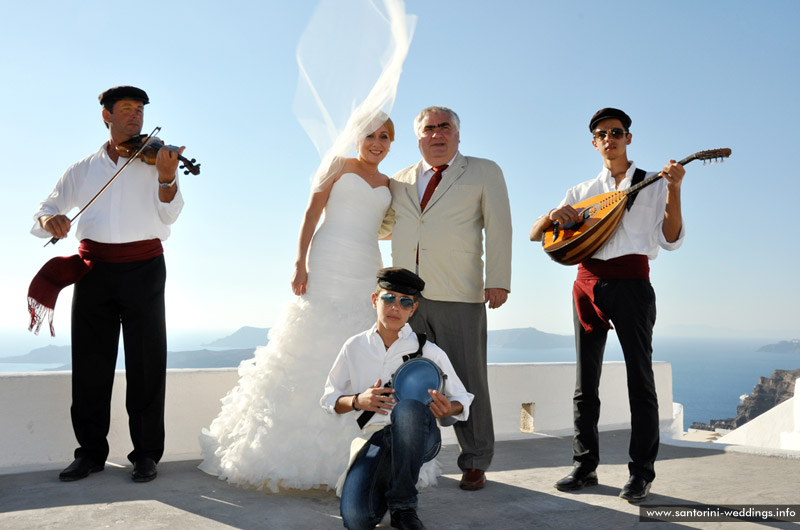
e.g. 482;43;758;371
59;457;105;482
619;475;652;503
554;464;598;492
390;508;425;530
132;457;158;482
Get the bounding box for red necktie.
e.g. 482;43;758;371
420;164;448;211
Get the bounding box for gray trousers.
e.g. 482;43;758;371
409;297;493;471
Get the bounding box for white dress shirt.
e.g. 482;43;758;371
559;161;685;261
321;323;473;429
416;153;458;201
31;143;184;243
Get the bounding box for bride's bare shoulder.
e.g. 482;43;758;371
320;157;356;187
339;158;359;175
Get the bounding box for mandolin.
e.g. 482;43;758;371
542;148;731;266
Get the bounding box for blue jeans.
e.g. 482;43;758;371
340;400;442;530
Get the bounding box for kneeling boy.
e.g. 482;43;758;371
321;267;473;530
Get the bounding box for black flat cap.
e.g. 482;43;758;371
377;267;425;295
98;86;149;107
589;107;631;132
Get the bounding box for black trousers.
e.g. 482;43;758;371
70;255;167;464
572;278;659;482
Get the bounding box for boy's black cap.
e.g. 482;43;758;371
377;267;425;295
99;86;150;107
589;107;631;132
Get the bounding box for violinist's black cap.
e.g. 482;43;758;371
377;267;425;296
589;107;631;132
99;86;149;107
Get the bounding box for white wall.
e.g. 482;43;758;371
487;361;674;440
715;379;799;451
0;362;674;474
0;369;242;473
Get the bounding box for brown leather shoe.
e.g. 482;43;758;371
459;468;486;490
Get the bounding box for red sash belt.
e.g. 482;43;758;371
572;255;649;334
27;239;163;336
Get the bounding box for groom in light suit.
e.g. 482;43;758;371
382;106;512;491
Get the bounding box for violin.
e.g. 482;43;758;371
116;134;201;175
44;126;191;247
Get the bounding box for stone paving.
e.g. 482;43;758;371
2;431;800;529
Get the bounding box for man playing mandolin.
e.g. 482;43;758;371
29;86;185;483
530;107;685;503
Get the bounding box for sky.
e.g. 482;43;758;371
2;0;799;350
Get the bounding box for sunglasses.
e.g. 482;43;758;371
593;128;628;140
379;293;415;309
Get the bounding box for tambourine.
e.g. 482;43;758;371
390;358;447;405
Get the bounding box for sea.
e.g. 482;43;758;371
487;336;800;427
1;329;798;427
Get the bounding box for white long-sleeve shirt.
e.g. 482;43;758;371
321;323;473;430
31;143;184;243
559;161;685;261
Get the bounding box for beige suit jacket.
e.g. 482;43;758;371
382;153;512;303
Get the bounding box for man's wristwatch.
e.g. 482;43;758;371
159;177;177;189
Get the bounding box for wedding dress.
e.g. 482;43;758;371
200;0;419;494
199;174;391;492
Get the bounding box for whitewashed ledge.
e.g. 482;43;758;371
0;362;677;474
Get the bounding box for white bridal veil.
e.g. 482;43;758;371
293;0;416;192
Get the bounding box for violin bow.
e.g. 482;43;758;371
44;126;162;247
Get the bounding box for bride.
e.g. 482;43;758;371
290;122;393;300
199;0;416;492
199;120;394;492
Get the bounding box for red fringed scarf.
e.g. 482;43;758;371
572;255;650;334
27;239;163;336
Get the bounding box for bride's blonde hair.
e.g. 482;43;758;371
383;118;395;142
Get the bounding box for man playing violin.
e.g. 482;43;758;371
321;267;473;530
30;86;185;483
529;107;685;503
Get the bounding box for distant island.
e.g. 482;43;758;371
487;327;572;349
0;344;71;364
0;344;257;371
0;326;568;371
203;326;270;348
0;326;274;371
758;339;800;354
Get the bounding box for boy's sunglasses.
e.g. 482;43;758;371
592;128;628;140
379;293;415;309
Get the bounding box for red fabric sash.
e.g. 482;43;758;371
572;255;650;334
27;239;163;336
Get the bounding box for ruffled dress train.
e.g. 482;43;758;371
199;174;441;492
